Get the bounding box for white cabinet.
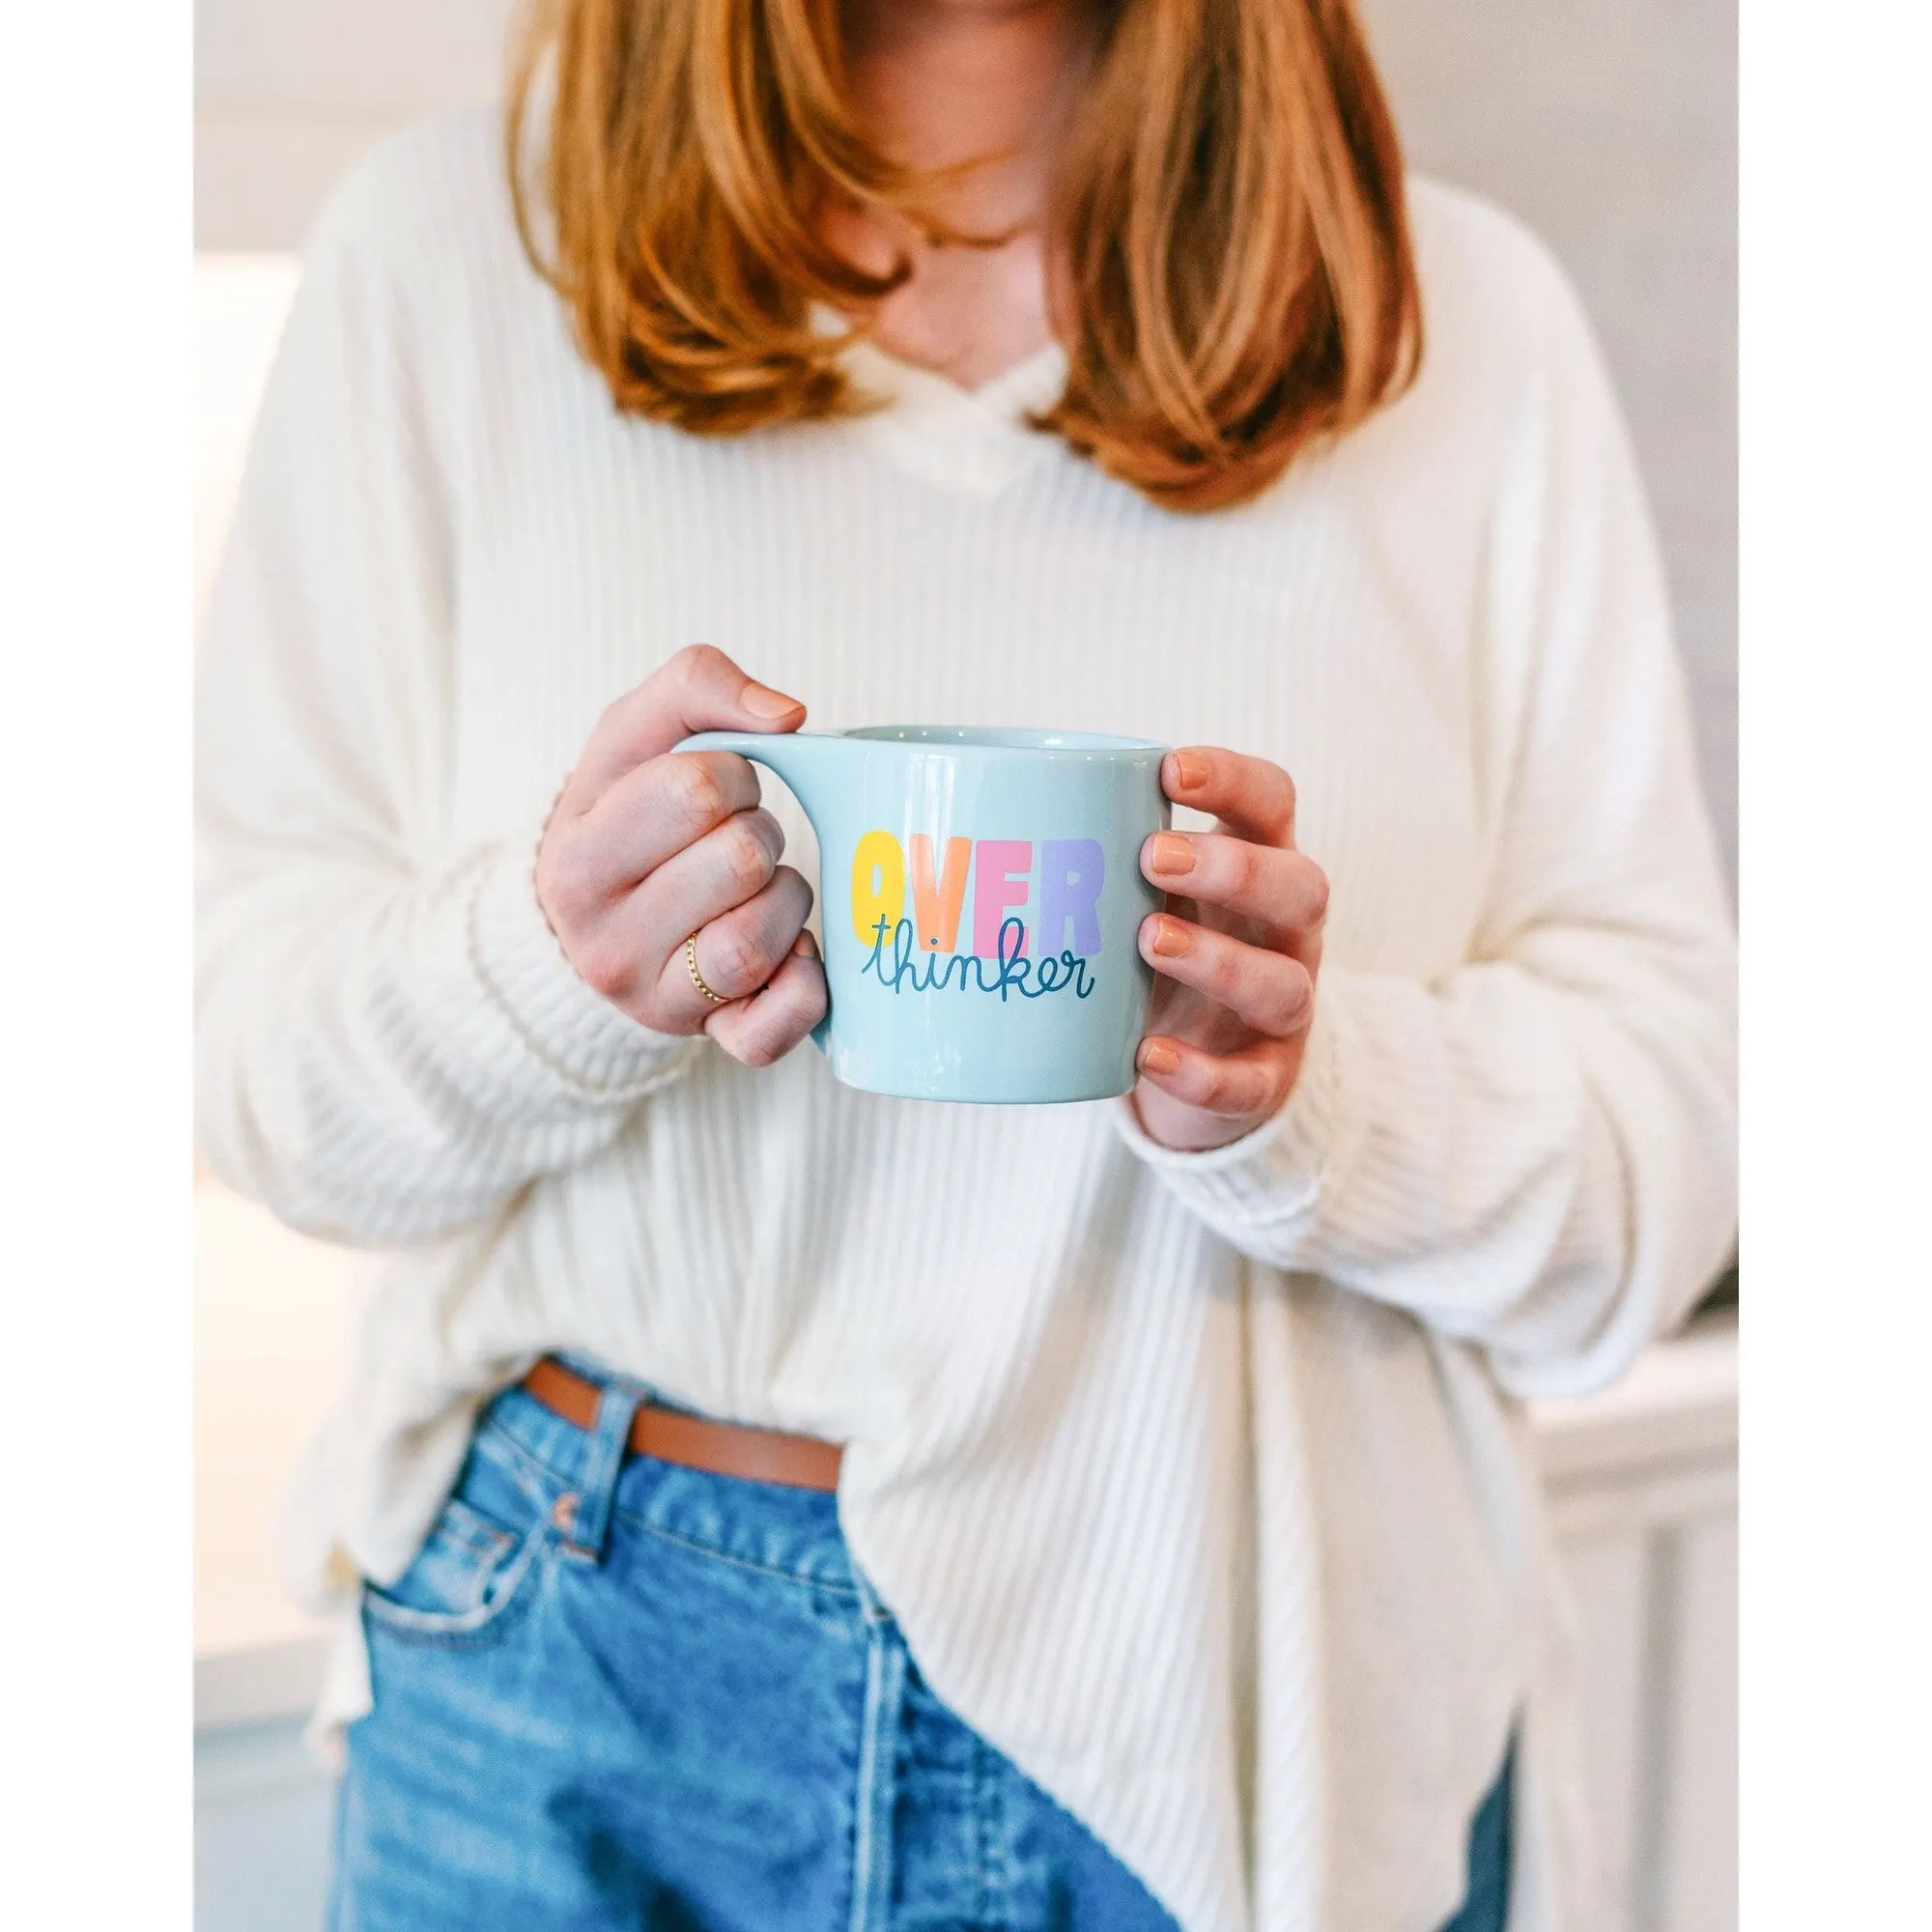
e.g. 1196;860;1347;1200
1536;1319;1740;1932
197;1718;334;1932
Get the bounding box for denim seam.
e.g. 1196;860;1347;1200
360;1530;554;1648
426;1497;516;1574
483;1416;855;1595
848;1616;904;1932
473;1419;574;1507
612;1506;861;1598
974;1728;997;1925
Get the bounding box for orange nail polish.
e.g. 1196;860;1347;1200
1139;1039;1180;1076
1171;751;1209;792
1148;918;1189;958
1146;832;1194;879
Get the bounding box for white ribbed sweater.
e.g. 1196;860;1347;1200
195;110;1737;1932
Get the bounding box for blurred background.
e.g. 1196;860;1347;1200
192;5;1737;1929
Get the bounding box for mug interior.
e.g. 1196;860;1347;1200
842;724;1160;753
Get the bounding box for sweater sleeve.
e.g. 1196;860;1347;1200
195;162;696;1248
1115;247;1738;1401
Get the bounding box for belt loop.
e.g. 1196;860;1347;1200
558;1375;641;1566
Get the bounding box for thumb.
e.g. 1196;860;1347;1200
660;642;806;741
565;644;807;809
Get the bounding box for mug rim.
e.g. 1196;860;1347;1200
840;724;1162;755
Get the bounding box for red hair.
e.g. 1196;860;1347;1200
509;0;1421;511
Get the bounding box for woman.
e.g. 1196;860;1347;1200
196;0;1737;1927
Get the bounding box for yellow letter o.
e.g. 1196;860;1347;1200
850;831;906;947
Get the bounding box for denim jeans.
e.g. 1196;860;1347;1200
333;1369;1512;1931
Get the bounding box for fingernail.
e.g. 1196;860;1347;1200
1138;1039;1179;1076
793;931;818;957
1146;832;1194;880
1170;751;1209;792
1146;916;1189;959
742;682;802;722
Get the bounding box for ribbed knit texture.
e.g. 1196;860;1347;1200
195;110;1737;1932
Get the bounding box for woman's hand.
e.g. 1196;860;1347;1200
536;645;829;1066
1132;749;1329;1152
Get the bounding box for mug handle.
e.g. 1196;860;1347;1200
673;731;844;1050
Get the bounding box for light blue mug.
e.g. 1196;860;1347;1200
676;726;1170;1102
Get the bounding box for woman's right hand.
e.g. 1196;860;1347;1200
535;644;829;1066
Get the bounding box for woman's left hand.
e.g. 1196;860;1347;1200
1132;748;1330;1152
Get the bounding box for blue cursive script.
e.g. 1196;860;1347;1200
860;917;1096;1003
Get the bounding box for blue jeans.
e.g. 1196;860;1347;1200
333;1370;1512;1930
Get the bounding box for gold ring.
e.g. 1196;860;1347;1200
685;932;728;1005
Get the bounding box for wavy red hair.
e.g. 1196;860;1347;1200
508;0;1420;512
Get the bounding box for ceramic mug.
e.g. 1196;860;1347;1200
676;726;1170;1102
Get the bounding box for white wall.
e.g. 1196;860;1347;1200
1354;1;1737;889
194;0;513;250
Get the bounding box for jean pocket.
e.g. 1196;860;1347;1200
362;1449;550;1645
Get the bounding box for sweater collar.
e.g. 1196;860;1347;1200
828;324;1069;498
